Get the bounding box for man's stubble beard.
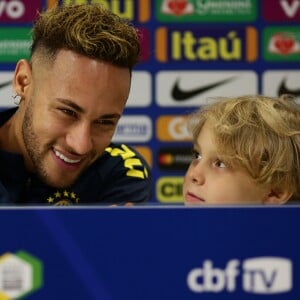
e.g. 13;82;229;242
21;101;70;188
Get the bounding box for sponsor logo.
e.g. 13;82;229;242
0;27;31;63
47;0;150;23
156;71;258;106
187;257;292;294
0;250;43;299
156;176;184;203
160;0;195;16
156;0;257;22
126;71;152;107
156;115;191;141
158;147;192;171
269;32;299;55
155;26;257;63
0;0;41;23
262;0;300;21
262;70;300;102
172;76;236;101
112;115;152;143
263;27;300;61
278;77;300;97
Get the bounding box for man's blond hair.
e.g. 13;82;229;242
30;4;140;68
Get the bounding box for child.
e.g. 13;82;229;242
183;95;300;205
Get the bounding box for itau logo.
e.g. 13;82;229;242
0;250;43;299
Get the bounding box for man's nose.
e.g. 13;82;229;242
65;123;93;155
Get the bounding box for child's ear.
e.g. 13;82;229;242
263;188;293;205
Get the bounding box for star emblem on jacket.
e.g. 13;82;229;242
47;190;79;205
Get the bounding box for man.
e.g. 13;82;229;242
0;4;151;205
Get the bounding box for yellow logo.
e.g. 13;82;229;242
156;176;184;203
156;115;191;141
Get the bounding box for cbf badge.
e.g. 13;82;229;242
0;251;43;299
47;190;80;205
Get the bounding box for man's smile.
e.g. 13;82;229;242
54;149;81;164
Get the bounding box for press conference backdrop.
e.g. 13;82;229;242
0;206;299;299
0;0;300;204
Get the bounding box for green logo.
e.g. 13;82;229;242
263;27;300;62
0;28;31;63
0;250;43;299
156;0;257;22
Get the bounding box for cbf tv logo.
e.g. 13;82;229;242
187;257;292;294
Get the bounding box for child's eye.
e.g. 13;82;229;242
214;159;226;168
192;149;202;161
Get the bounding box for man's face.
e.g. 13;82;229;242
19;49;131;188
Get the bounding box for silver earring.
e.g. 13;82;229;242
12;94;21;105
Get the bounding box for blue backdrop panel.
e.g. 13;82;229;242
0;206;299;299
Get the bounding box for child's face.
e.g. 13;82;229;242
183;121;269;205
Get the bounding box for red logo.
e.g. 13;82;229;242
269;32;298;55
274;34;295;54
167;0;188;15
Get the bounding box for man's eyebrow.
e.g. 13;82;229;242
56;98;121;119
98;113;121;119
56;98;84;112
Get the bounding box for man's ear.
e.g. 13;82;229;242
13;59;32;97
263;188;293;205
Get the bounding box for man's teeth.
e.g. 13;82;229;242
54;150;81;163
